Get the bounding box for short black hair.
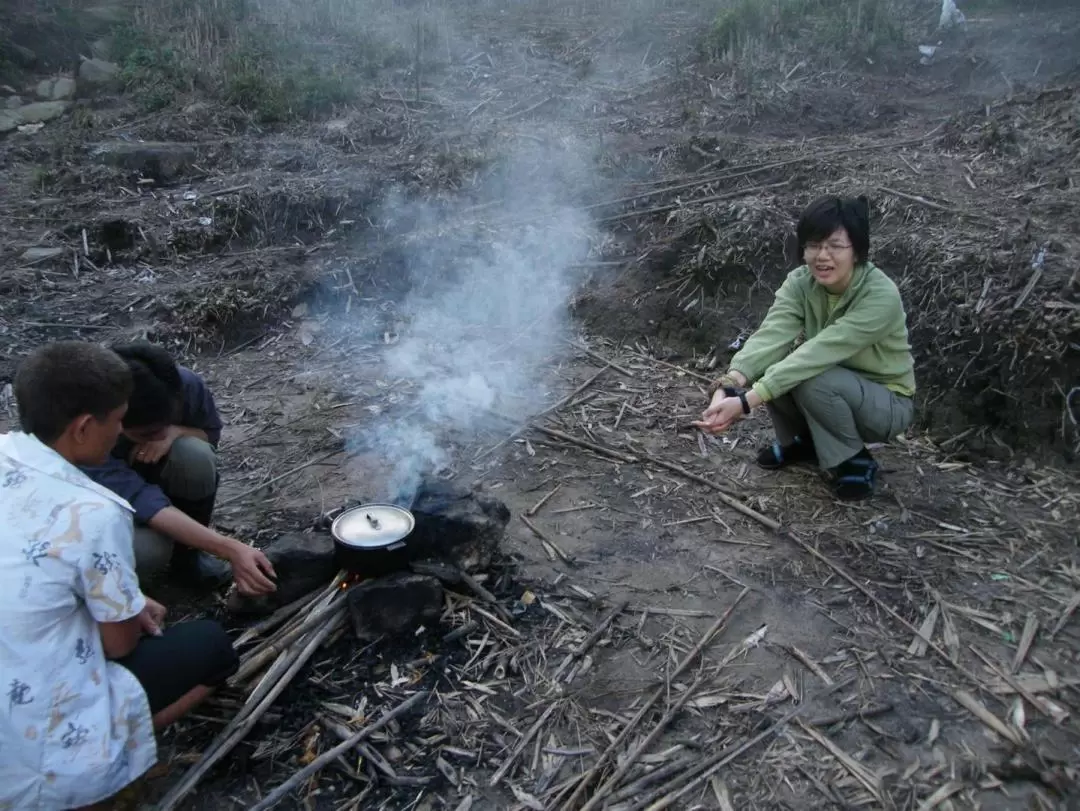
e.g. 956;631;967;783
796;195;871;264
14;341;133;443
110;341;183;428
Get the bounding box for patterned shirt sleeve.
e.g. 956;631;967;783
75;506;146;624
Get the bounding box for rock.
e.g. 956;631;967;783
407;479;510;573
5;96;23;110
78;58;120;87
0;111;21;134
7;44;37;68
90;38;113;61
20;247;65;263
347;572;443;642
227;532;337;616
17;101;70;124
91;141;197;182
51;78;77;101
82;5;128;29
35;78;77;102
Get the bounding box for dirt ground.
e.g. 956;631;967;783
1;0;1079;809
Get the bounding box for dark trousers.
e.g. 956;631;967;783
131;436;219;578
115;619;237;713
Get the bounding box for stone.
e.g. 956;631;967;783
78;58;120;87
17;101;70;124
407;479;510;573
0;111;21;134
91;141;196;182
226;532;337;616
347;572;443;642
36;78;77;102
5;96;23;109
7;44;37;68
82;5;128;29
90;38;113;61
20;247;65;262
51;78;77;101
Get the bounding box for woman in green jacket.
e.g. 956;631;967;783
693;196;915;500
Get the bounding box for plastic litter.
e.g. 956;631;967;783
939;0;966;31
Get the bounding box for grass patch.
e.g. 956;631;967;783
222;44;353;122
103;0;421;122
112;25;190;112
704;0;911;63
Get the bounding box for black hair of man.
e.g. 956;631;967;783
14;341;133;444
110;341;183;429
796;195;871;264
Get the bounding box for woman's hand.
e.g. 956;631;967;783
692;394;746;435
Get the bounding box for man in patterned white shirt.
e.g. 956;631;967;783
0;342;238;810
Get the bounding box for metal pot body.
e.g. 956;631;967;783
330;504;415;578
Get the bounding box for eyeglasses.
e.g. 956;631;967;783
804;242;853;256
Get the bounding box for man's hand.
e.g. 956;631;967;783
131;426;181;465
139;597;167;637
227;543;278;597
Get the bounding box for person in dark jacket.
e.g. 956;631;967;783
80;342;276;597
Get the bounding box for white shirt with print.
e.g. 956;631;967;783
0;432;157;810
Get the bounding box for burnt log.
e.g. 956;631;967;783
348;572;443;641
227;531;337;616
408;479;510;573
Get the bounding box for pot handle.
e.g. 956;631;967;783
386;541;407;552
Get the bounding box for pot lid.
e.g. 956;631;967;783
332;504;415;548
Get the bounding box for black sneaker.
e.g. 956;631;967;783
756;437;817;470
170;548;232;589
832;451;879;501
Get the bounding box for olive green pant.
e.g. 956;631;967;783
766;367;915;470
133;436;219;578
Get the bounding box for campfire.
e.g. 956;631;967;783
161;477;514;809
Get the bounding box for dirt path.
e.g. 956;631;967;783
186;318;1076;809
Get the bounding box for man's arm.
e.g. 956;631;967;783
148;506;237;559
99;616;142;659
77;506;148;658
175;426;209;441
80;455;171;525
149;507;277;595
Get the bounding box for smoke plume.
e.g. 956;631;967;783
355;133;598;505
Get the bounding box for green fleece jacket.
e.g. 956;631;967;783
729;262;916;402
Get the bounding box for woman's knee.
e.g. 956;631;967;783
792;367;850;406
160;436;218;500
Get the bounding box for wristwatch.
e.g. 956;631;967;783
721;385;752;415
709;374;739;397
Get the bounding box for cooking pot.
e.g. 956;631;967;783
330;504;415;577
